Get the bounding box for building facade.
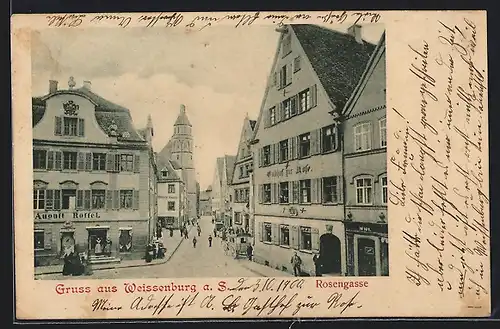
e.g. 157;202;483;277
229;115;256;233
32;78;157;266
342;33;388;277
157;157;185;230
199;186;212;216
158;104;198;220
210;155;236;225
251;25;375;276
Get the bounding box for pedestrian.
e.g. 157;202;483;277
170;228;174;237
145;244;153;263
213;228;217;237
246;244;253;261
185;228;189;239
291;252;302;277
313;254;322;277
193;236;197;248
208;235;213;247
197;226;201;237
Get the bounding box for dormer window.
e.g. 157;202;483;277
161;170;168;178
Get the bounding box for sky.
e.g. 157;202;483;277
31;23;384;190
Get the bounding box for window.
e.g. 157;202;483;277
280;225;290;246
90;153;104;171
62;151;77;170
279;139;288;162
120;154;134;172
168;201;175;211
239;166;244;178
263;145;271;166
356;177;373;204
381;175;388;204
161;170;168;178
380;118;387;147
264;223;272;242
299;133;311;158
282;98;291;120
279;182;289;204
33;189;45;210
298;88;311;113
168;184;175;193
279;65;288;88
300;226;312;250
91;190;106;209
119;229;133;252
263;184;272;203
270;107;277;126
63;117;78;136
322;125;337;153
282;34;292;56
33;150;47;170
323;176;339;203
120;190;134;209
34;230;44;250
354;122;372;151
293;56;301;72
61;189;76;210
300;179;311;203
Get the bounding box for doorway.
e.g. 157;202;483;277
357;237;377;276
87;228;109;256
319;233;341;274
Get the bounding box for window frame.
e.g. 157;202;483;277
263;145;271;166
263;222;272;243
381;174;388;204
298;88;311;113
33;149;47;170
34;230;45;251
322;124;338;153
167;201;176;211
33;189;46;210
269;106;276;126
299;179;311;204
62;151;78;170
280;224;290;246
63;117;79;136
355;176;374;205
299;226;312;251
120;190;134;209
279;182;289;204
322;176;339;204
91;189;106;209
379;117;387;148
92;153;106;171
279;139;288;162
263;184;272;204
168;184;176;194
354;122;373;152
120;154;134;172
299;132;311;158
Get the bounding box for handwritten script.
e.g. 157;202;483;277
391;15;489;309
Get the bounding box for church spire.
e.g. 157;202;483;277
174;104;192;127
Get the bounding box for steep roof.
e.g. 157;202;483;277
290;24;376;111
157;157;181;181
216;157;225;185
225;155;237;185
170;160;182;170
249;120;257;130
32;87;144;142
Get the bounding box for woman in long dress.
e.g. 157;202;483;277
94;237;103;254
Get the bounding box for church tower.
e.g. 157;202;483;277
167;104;197;219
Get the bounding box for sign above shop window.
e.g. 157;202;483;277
34;211;101;220
345;221;388;234
63;100;79;116
266;162;312;179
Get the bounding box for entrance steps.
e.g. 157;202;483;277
89;255;121;265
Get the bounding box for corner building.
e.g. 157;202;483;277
251;25;375;276
32;78;157;266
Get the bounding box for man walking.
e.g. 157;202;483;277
193;236;197;248
208;235;213;247
291;252;302;277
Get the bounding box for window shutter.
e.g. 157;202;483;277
278;69;283;89
54;190;61;210
258;148;263;167
264;110;270;129
106;190;113;210
134;154;141;173
85;153;92;171
310;84;318;108
44;227;52;250
338;176;344;204
272;72;277;87
311;227;320;252
291;95;298;115
54;117;62;135
274;143;280;163
288;181;293;203
258;185;263;204
113;190;120;209
288;138;294;160
84;190;91;210
295;136;301;158
269;145;275;165
311;129;321;155
286;63;293;85
78;118;85;137
272;223;279;245
291;226;299;249
76;190;84;209
47;151;55;170
55;151;62;170
292;181;300;204
45;189;54;210
311;179;319;204
106;153;114;172
77;152;85;170
272;183;278;204
259;222;263;242
276;103;282;123
133;190;139;210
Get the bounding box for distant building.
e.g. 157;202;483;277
342;32;388;276
32;78;157;266
158;105;198;220
229;114;256;234
210;155;236;225
156;156;185;230
199;186;212;216
250;25;375;276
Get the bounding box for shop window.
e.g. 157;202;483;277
34;230;44;250
356;177;373;205
264;223;272;242
119;229;133;252
299;179;311;203
33;150;47;170
300;226;312;250
280;225;290;246
279;182;289;204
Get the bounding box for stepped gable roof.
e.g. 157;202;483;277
291;24;376;111
32;87;144;142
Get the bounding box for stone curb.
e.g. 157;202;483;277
34;226;194;276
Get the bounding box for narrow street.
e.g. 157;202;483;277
37;216;287;279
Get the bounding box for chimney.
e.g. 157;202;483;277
83;80;92;90
348;24;363;44
49;80;58;93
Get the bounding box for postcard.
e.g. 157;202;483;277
11;10;490;319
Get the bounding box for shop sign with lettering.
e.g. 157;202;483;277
266;162;312;179
34;211;102;220
345;222;388;234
